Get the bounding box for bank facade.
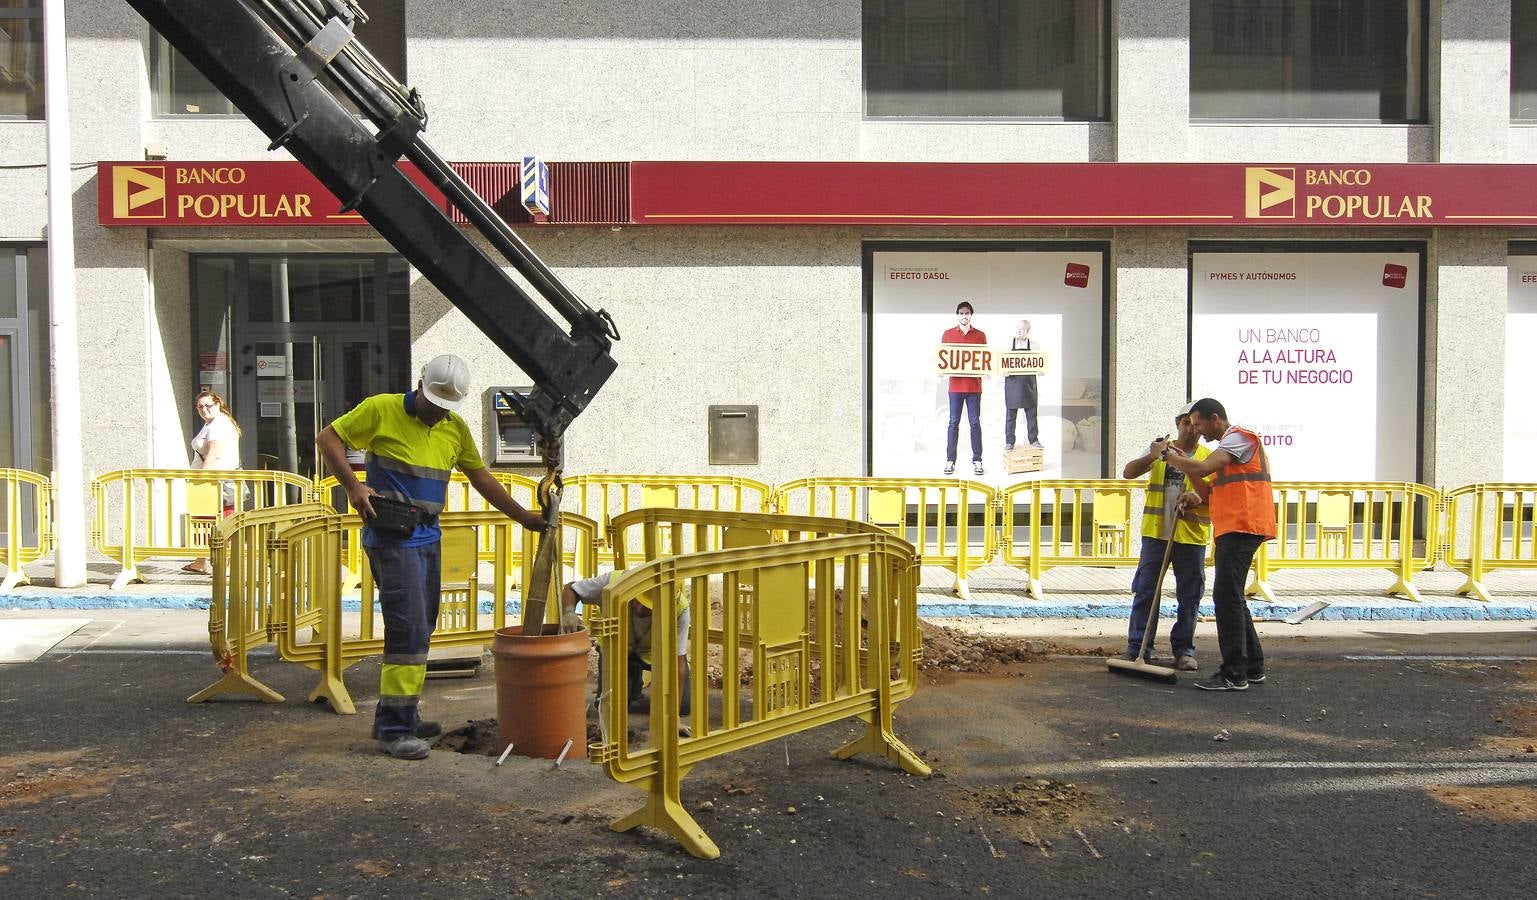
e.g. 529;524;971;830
4;0;1536;502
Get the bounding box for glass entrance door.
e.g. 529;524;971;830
239;333;383;478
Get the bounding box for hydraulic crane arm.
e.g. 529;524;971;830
126;0;618;459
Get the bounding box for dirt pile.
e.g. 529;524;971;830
966;778;1099;827
919;621;1110;672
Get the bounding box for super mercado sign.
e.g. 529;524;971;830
96;161;446;226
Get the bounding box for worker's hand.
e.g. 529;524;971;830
1149;435;1169;458
348;484;378;520
516;507;548;533
1164;444;1188;459
1178;490;1202;510
560;609;583;634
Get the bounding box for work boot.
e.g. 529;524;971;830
378;735;431;760
414;720;442;739
1176;655;1198;671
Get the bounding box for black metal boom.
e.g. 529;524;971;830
126;0;618;449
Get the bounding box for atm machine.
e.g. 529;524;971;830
488;386;541;468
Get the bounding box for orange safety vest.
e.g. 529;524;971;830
1209;426;1277;539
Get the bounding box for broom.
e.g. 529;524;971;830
1106;510;1181;684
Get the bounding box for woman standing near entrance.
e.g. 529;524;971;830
183;390;242;575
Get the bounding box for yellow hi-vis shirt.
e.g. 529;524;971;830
1140;446;1213;545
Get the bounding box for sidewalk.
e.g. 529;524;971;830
3;552;1536;620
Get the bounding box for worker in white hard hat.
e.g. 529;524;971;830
317;353;548;761
560;571;691;718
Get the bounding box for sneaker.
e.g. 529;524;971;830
1176;655;1198;671
1246;671;1266;684
1193;673;1248;692
378;735;431;759
943;461;956;475
1029;441;1044;449
1004;444;1014;452
414;720;442;739
973;461;984;476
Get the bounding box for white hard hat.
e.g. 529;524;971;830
420;354;470;411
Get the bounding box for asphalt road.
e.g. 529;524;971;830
2;614;1535;898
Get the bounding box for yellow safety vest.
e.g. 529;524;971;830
630;591;691;666
1140;446;1213;545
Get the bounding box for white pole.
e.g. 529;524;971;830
44;0;86;587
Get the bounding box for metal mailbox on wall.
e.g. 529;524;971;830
708;405;759;466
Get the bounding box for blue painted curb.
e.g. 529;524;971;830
5;592;1536;621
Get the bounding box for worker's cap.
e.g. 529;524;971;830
632;589;683;611
1175;400;1198;420
420;354;471;411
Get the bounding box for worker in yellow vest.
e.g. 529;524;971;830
1119;405;1212;671
560;571;691;716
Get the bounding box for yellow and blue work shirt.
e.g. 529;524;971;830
1140;446;1213;545
329;392;484;548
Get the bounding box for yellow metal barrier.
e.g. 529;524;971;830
590;507;927;859
999;479;1145;599
774;477;996;599
186;502;335;705
563;474;773;565
91;468;315;589
0;468;52;590
1252;481;1440;603
1443;483;1537;602
269;508;598;714
315;471;541;591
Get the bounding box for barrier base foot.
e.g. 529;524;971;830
187;669;285;704
309;673;357;715
1385;575;1423;603
1;568;29;591
1455;576;1492;603
831;724;932;777
1244;577;1275;604
611;790;720;860
111;567;143;590
1026;576;1043;601
952;576;972;601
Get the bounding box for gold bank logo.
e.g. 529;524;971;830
112;165;167;219
1245;167;1295;219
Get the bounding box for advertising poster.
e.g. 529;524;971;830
1506;257;1537;480
1190;251;1420;482
870;249;1105;486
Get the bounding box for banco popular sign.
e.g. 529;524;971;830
96;161;444;227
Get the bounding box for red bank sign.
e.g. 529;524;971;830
629;162;1537;227
97;161;445;226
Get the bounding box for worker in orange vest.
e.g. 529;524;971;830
1161;398;1277;691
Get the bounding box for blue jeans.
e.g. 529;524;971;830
1126;536;1206;658
946;392;982;463
364;541;441;740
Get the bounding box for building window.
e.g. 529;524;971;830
862;0;1109;120
0;1;44;120
1191;0;1426;122
1514;2;1537;120
150;0;406;116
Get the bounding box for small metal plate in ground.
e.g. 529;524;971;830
0;618;91;663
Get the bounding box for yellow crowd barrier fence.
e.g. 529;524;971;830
563;474;774;566
91;468;315;589
1253;482;1440;603
1443;483;1537;602
589;507;927;859
774;477;996;599
189;500;596;712
999;478;1145;599
0;468;52;591
186;502;335;705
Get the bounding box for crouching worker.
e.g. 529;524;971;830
560;572;691;718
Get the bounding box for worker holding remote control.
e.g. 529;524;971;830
317;353;548;761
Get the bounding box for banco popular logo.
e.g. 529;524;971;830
1244;167;1295;219
112;165;167;219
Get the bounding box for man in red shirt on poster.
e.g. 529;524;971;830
942;301;987;476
